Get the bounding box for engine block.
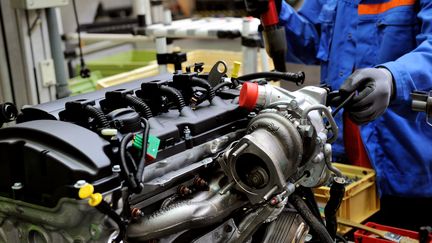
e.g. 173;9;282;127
0;67;340;243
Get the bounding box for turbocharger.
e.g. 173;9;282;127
219;82;338;204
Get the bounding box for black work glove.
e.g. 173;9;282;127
244;0;282;18
339;68;395;125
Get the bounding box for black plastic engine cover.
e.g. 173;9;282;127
3;74;247;207
0;120;113;207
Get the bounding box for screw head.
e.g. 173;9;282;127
248;112;257;118
112;165;121;173
74;180;87;189
290;100;298;109
11;182;23;190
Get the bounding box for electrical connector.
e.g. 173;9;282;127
133;134;160;161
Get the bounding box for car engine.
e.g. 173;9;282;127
0;63;342;243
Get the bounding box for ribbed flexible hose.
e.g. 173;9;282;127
324;178;345;239
84;105;110;129
125;94;153;119
190;77;216;101
159;86;186;112
214;81;232;91
237;71;305;85
289;194;333;243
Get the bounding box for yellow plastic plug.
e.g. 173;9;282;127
231;61;242;79
78;184;103;207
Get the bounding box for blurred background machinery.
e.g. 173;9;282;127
0;0;316;109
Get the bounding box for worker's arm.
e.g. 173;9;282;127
279;1;322;65
380;1;432;117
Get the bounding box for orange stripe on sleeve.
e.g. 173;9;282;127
358;0;416;15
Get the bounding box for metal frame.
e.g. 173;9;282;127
0;0;57;107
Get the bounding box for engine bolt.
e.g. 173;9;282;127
290;100;298;109
112;165;121;173
178;185;192;196
11;182;23;190
74;180;87;189
270;197;279;205
193;177;208;188
131;208;144;219
184;126;192;140
248;112;257;118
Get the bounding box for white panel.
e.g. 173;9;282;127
12;0;69;9
39;59;56;87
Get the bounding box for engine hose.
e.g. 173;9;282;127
214;81;232;91
237;71;305;85
0;102;18;128
298;187;325;225
84;105;110;129
124;94;153;119
136;118;149;182
96;201;127;243
289;194;333;243
190;76;216;101
119;133;140;193
324;177;346;240
159;86;186;112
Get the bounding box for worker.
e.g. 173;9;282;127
245;0;432;229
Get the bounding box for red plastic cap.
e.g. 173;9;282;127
260;0;279;27
239;82;259;110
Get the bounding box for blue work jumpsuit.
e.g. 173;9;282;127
279;0;432;197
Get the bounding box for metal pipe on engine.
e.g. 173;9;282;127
127;175;247;241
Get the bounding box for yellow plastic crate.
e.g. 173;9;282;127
96;49;274;89
314;163;380;234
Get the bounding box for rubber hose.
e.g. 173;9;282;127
237;71;305;85
120;133;140;192
96;201;126;243
214;81;232;91
159;86;186;112
289;194;333;243
136;118;149;182
84;105;110;129
190;77;215;101
0;102;18;125
335;234;348;243
324;179;345;240
299;187;325;225
125;94;153;118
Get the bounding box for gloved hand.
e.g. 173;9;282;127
339;68;395;124
244;0;282;18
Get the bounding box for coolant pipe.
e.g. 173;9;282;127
324;177;346;240
289;194;333;243
301;104;338;143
